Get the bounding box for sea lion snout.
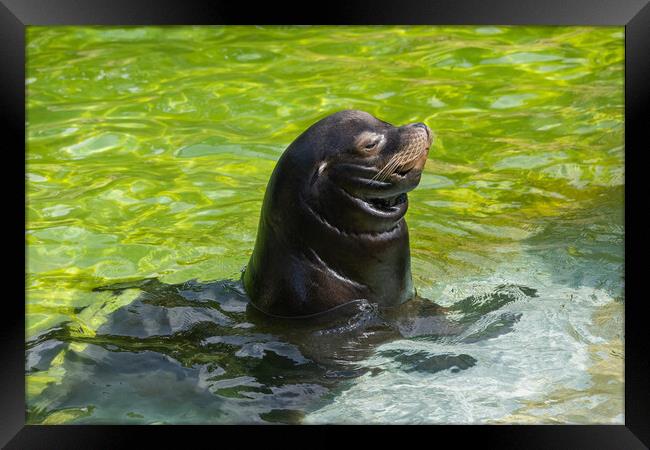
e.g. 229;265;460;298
404;122;434;150
410;122;429;135
386;122;433;175
410;122;433;146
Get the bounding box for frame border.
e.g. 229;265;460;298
4;0;648;447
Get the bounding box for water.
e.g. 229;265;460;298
26;26;624;424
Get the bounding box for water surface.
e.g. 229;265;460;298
26;26;624;424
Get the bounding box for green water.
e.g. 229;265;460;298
26;26;624;424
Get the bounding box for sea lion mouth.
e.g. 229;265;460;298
388;166;422;181
365;192;408;212
339;184;410;219
335;164;422;218
361;168;421;214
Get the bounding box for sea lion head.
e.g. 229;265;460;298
244;110;434;318
298;109;433;234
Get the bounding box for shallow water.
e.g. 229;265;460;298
26;26;624;424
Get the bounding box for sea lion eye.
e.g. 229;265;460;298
356;133;384;153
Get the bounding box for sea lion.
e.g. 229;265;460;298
243;110;433;318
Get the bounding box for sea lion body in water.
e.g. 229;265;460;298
243;110;433;318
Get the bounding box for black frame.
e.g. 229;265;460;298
3;0;648;447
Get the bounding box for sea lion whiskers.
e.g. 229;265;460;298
391;141;426;172
371;158;397;182
376;159;402;182
373;145;423;182
377;142;423;181
373;153;405;181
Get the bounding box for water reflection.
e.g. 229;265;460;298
27;278;537;424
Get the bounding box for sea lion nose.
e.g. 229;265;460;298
410;122;431;138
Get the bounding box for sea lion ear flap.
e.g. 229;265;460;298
309;161;328;187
